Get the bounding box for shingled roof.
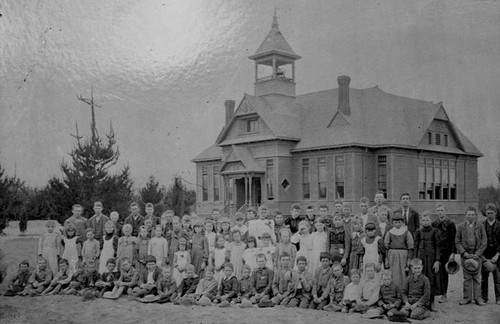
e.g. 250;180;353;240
292;86;482;156
248;11;301;60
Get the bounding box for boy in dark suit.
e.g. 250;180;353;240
481;203;500;304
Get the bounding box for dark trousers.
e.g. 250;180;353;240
481;260;500;302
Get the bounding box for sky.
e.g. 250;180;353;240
1;0;499;190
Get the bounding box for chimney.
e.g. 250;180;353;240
337;75;351;115
225;100;235;126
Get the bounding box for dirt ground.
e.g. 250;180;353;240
0;221;498;324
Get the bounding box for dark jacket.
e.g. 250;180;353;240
402;273;430;307
483;220;500;259
218;275;239;298
456;221;487;257
393;207;420;236
431;218;457;258
137;266;163;286
252;267;274;295
177;276;200;297
124;214;145;237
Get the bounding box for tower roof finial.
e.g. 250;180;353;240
272;5;278;28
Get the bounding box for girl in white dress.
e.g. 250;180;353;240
242;236;258;273
310;218;329;275
213;235;229;283
204;220;217;267
61;226;80;275
173;237;191;286
38;220;61;275
99;221;118;274
226;229;247;279
292;221;314;271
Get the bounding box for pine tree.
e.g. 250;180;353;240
164;177;196;216
45;88;133;222
140;175;164;209
0;161;26;234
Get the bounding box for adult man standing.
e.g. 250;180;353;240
87;201;109;247
431;204;456;303
64;204;87;245
481;203;500;305
394;193;419;237
124;202;144;237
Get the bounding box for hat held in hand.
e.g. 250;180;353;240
463;258;479;274
445;259;460;275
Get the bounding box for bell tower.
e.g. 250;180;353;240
249;9;301;97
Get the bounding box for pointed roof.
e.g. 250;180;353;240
220;146;264;174
248;10;301;60
216;94;302;146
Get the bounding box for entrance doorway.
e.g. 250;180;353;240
233;176;262;212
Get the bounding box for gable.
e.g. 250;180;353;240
434;105;450;121
328;111;350;127
418;119;462;150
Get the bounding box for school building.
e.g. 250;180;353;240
192;13;482;217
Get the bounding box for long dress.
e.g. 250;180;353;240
38;232;61;274
227;241;247;279
148;236;169;266
348;232;365;273
61;236;79;275
191;233;209;275
431;218;456;296
205;231;216;267
214;247;228;283
116;236;137;270
99;234;117;274
310;231;328;275
414;225;440;299
361;235;383;273
294;233;313;271
384;227;414;290
242;247;258;273
173;250;190;286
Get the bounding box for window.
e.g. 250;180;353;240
335;155;345;199
266;159;275;200
318;157;327;199
418;158;456;200
202;166;209;201
377;155;387;198
427;132;432;145
227;179;234;202
434;160;441;199
450;161;456;199
213;166;220;201
302;159;310;199
444;134;448;147
246;119;259;133
435;133;441;146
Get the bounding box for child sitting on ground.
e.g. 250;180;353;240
324;263;348;312
401;258;431;320
156;266;178;304
376;270;402;318
102;257;138;299
352;263;380;313
132;255;163;298
41;258;71;295
341;269;363;313
236;265;254;305
215;262;240;306
173;264;200;304
271;252;294;306
3;260;31;296
309;252;333;310
80;260;101;300
250;253;274;305
62;261;85;295
19;257;52;296
95;258;120;296
194;265;218;305
281;256;313;308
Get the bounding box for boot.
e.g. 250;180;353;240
430;300;438;312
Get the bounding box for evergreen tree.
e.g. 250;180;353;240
0;161;26;234
140;175;164;210
164;177;196;216
45;89;133;223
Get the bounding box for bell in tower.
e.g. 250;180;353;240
248;9;301;97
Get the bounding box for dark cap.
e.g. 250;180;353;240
365;222;376;230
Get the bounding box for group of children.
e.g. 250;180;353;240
3;196;500;320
